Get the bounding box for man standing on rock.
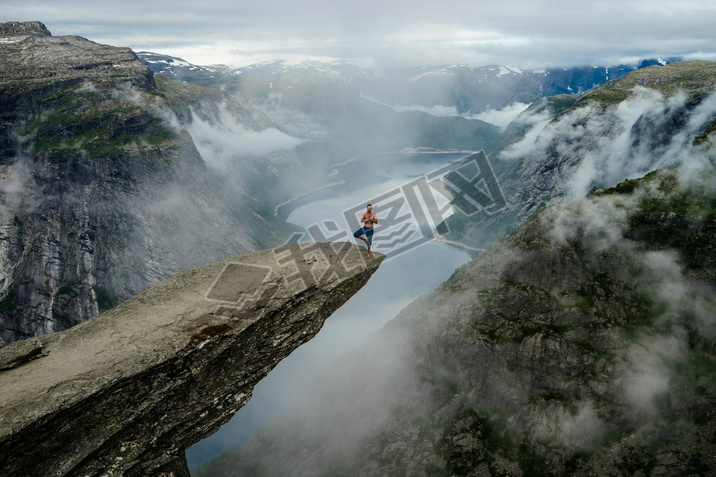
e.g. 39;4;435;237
354;203;377;257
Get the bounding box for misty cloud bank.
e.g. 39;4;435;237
362;93;529;128
0;157;32;206
501;86;716;198
470;102;530;128
187;102;303;169
250;94;331;140
361;93;464;118
110;82;183;132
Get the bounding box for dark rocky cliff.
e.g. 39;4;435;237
0;242;384;477
202;168;716;476
0;22;301;343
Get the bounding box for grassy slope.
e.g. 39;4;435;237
578;60;716;107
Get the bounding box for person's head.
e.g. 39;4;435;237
366;203;372;212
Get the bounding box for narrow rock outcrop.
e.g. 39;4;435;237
0;242;384;477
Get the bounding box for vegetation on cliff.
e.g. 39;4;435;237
442;61;716;250
0;22;300;343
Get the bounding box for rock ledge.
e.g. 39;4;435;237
0;242;383;476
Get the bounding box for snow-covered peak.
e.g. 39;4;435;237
228;58;376;82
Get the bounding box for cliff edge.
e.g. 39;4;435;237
0;242;384;477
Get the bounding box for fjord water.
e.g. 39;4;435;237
186;153;473;469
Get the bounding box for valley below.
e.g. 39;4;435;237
0;18;715;477
186;150;476;469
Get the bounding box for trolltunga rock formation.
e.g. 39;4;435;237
0;242;383;477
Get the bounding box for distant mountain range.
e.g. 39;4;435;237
140;52;505;179
139;52;686;184
137;51;682;117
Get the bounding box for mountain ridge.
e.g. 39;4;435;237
0;22;302;343
136;50;681;117
442;60;716;249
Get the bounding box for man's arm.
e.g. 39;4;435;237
372;214;378;224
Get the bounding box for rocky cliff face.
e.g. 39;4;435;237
0;21;51;37
0;22;302;343
0;242;384;477
200;168;716;476
444;61;716;249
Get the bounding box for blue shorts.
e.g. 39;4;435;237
353;226;374;245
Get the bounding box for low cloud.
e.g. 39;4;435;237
617;335;685;414
499;109;554;160
640;248;716;342
1;121;39;211
186;102;303;169
499;86;716;198
391;103;462;117
111;83;183;132
542;194;631;251
111;82;147;107
559;401;605;448
76;80;99;94
502;103;596;162
361;93;462;118
252;94;331;140
0;157;32;207
469;102;531;128
571;87;716;198
362;93;529;127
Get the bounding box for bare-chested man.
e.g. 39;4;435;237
353;203;377;257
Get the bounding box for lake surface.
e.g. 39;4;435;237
186;152;473;470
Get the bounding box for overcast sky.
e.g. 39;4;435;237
4;0;716;68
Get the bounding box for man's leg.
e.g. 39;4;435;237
365;228;374;257
353;227;369;249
